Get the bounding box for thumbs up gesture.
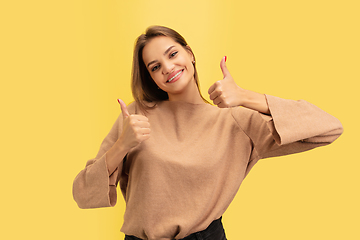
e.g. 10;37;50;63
117;99;151;151
208;56;244;108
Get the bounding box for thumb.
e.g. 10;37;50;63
220;56;230;78
117;99;130;119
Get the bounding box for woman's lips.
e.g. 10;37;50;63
167;69;184;83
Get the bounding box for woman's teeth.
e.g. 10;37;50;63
168;70;183;82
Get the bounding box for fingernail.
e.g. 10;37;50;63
117;99;121;104
225;56;227;62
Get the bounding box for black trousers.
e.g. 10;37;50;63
125;217;227;240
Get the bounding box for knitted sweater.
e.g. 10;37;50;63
73;95;343;240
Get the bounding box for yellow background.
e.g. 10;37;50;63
1;0;359;239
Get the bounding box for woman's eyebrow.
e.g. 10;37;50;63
164;45;175;55
147;46;175;68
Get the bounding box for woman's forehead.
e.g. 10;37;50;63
142;36;180;62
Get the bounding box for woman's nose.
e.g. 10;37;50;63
162;60;174;75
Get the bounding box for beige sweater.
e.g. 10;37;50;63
73;95;343;240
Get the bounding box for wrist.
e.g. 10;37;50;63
239;89;270;114
115;137;132;153
238;88;250;107
106;138;131;175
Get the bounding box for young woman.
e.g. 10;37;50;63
73;26;343;240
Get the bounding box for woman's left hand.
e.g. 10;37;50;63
208;57;244;108
208;57;270;114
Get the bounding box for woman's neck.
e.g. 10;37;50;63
167;80;204;104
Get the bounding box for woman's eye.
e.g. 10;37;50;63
170;51;178;58
151;65;159;72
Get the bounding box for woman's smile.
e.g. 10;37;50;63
167;69;184;83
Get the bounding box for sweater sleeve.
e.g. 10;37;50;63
231;94;343;163
72;114;123;209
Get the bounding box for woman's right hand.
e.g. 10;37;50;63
117;99;151;151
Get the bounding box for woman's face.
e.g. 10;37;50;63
142;36;195;98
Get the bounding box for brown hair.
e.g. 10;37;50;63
131;25;207;111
